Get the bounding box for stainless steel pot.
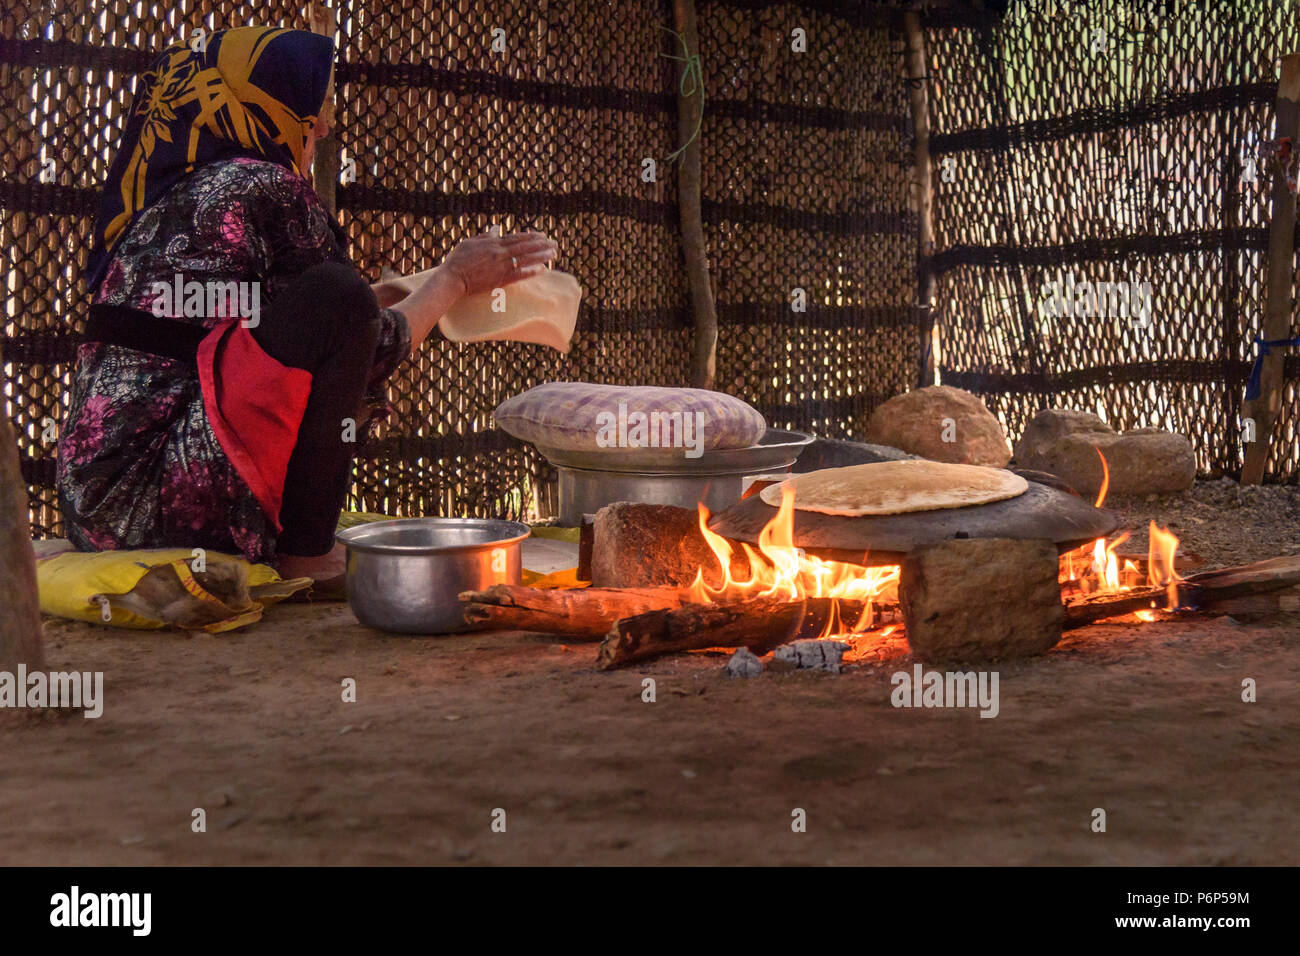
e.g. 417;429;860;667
536;428;814;525
336;518;530;634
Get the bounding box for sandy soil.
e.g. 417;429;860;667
1108;478;1300;568
3;594;1297;866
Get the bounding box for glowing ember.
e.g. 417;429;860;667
687;486;900;637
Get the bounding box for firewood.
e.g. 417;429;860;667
596;597;872;670
459;584;695;640
1063;586;1168;629
1062;554;1300;627
1201;585;1300;620
1185;553;1300;598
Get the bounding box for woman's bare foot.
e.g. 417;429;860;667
277;543;348;597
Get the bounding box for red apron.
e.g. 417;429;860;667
197;320;313;533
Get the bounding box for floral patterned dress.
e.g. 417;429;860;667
58;157;411;563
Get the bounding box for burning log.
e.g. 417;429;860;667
460;584;695;640
1063;585;1168;629
1062;554;1300;627
596;597;874;670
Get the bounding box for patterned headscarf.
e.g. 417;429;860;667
85;26;335;293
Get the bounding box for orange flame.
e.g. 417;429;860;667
687;487;900;637
1092;531;1131;591
1147;521;1183;609
1094;446;1109;508
1057;448;1176;619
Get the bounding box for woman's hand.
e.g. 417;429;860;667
439;230;558;297
383;230;561;357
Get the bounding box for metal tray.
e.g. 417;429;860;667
536;428;814;474
707;480;1119;566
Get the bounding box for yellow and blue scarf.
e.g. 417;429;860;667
86;27;335;293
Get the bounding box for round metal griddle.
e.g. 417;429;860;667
707;479;1119;567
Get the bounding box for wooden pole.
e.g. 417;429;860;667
670;0;718;390
903;9;936;387
1218;3;1243;477
310;2;340;217
1241;53;1300;484
0;345;44;671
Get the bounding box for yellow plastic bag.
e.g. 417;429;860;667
521;566;588;589
38;548;310;633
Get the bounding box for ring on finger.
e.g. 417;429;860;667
511;255;518;270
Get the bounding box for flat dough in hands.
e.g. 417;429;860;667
439;269;581;353
760;460;1029;516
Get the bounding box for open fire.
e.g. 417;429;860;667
686;450;1185;642
462;457;1300;672
687;487;900;638
1060;450;1184;613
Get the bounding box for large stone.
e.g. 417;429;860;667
865;386;1011;466
796;437;918;472
1014;408;1113;453
900;538;1062;663
590;502;744;588
1013;409;1195;498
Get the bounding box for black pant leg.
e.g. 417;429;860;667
250;262;381;556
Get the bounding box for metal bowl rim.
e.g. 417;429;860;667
535;428;815;473
336;517;531;555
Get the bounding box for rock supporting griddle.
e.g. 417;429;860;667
900;537;1062;662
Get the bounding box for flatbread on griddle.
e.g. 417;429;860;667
759;460;1028;516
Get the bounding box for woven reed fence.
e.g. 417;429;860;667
0;0;916;536
921;0;1300;481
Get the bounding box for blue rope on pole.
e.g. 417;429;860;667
1244;334;1300;401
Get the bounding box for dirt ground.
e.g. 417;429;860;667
4;483;1299;866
